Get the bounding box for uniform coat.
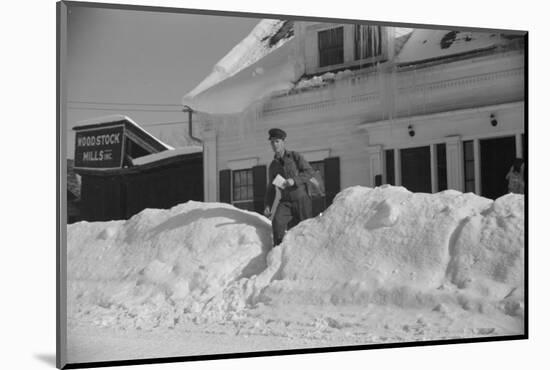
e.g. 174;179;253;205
265;150;315;246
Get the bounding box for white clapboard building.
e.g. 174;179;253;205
183;19;525;214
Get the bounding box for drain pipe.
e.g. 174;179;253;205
182;105;203;144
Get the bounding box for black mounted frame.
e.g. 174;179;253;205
57;1;528;369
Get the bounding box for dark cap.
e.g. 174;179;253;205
268;128;287;140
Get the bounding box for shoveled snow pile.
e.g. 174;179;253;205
68;202;272;329
67;186;524;335
248;186;524;312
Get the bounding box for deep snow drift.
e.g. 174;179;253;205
67;186;524;358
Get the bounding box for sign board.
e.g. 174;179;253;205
74;125;125;169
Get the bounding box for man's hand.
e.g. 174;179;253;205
283;178;295;188
264;206;271;218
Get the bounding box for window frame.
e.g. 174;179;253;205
232;168;254;204
354;24;383;61
383;142;449;193
318;26;344;68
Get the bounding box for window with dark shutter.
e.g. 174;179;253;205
318;27;344;67
219;169;231;204
324;157;340;206
252;165;267;215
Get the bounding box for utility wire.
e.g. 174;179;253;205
141;121;189;127
67;106;184;113
68;100;183;107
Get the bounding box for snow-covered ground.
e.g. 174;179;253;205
66;186;524;364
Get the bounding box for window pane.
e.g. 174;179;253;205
464;141;474;161
232;169;254;202
355;25;382;60
239;187;245;201
319;27;344;67
310;161;326;183
465;163;475;180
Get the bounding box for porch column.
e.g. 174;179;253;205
202;129;217;202
367;145;383;187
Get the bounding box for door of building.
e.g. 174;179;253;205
480;136;516;199
401;146;432;193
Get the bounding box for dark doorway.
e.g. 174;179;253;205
401;146;432;193
480;136;516;199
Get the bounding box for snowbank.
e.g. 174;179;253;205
68;202;272;329
248;186;524;311
67;186;524;331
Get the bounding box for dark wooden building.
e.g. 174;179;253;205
67;159;82;223
72;115;203;222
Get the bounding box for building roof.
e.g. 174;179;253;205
184;19;295;100
132;146;203;166
395;28;510;65
182;19;298;114
183;21;523;115
73;114;174;151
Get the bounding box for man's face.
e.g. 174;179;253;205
270;138;285;155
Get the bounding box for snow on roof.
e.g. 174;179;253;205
183;35;301;114
394;27;414;55
74;114;174;150
183;23;516;115
394;27;414;38
131;146;202;166
395;28;506;65
184;19;295;100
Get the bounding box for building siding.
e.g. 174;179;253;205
195;25;524;203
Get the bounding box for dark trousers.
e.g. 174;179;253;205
272;195;312;246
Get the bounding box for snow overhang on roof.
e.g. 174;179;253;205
132;146;203;166
182;19;301;115
74;114;174;151
395;29;512;65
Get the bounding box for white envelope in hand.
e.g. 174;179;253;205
272;174;286;189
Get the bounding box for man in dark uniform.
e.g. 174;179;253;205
264;128;314;247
